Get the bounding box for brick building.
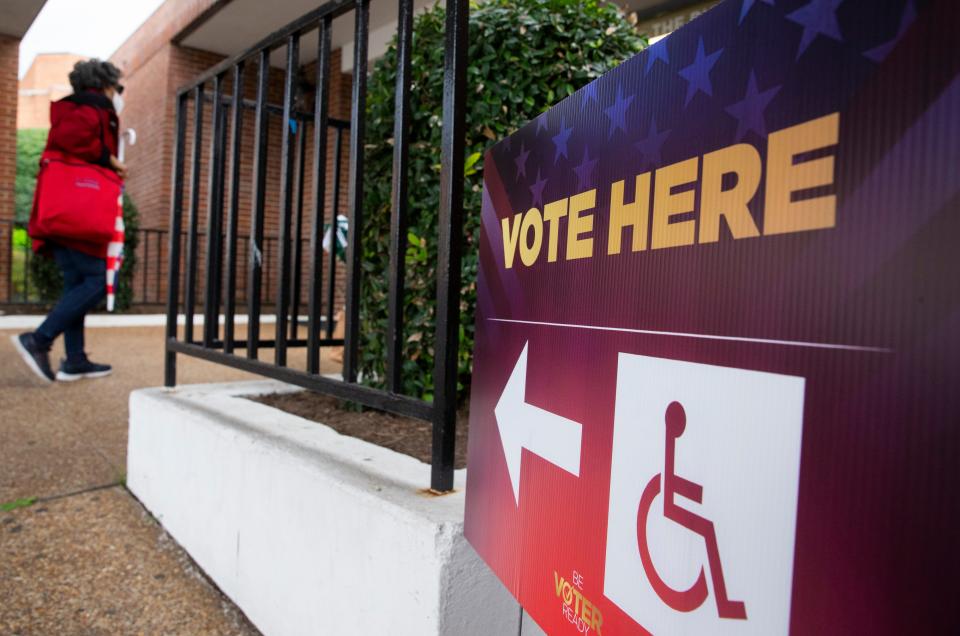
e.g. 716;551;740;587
0;0;48;303
17;52;85;129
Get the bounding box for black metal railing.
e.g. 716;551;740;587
136;228;166;305
0;222;322;309
1;220;42;305
164;0;468;491
134;228;332;309
2;220;168;307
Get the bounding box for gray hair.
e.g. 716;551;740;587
68;59;122;93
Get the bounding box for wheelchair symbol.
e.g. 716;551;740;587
636;401;748;620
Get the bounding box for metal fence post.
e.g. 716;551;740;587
183;84;204;344
247;50;270;359
387;0;414;394
308;16;332;375
342;0;370;383
431;0;469;492
165;93;188;386
275;33;301;366
203;72;227;347
224;62;245;353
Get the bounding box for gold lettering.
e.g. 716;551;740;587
581;598;592;624
652;157;699;249
571;587;583;614
764;112;839;235
607;174;651;255
566;189;596;260
543;198;568;263
500;213;523;269
519;208;544;267
699;143;761;243
561;581;574;606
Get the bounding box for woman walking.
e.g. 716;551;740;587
11;59;128;383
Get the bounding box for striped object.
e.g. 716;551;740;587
105;193;124;312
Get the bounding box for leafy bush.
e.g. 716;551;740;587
15;129;47;224
358;0;646;400
27;193;141;311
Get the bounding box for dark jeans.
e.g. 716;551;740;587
33;246;106;362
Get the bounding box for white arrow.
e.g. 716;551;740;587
495;342;583;506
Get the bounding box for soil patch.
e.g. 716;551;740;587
250;391;469;469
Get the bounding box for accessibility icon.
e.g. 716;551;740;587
604;354;805;635
637;401;746;620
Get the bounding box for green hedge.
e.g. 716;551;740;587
358;0;646;401
15;129;46;224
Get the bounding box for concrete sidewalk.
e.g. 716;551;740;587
0;323;323;635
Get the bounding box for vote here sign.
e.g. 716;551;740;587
463;1;959;635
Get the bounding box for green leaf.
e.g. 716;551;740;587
464;151;482;175
1;497;36;512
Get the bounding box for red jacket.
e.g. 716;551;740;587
31;90;121;257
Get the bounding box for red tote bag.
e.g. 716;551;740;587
29;152;121;245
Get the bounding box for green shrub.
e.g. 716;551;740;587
358;0;646;401
15;129;47;224
26;242;63;302
11;226;29;248
27;193;141;311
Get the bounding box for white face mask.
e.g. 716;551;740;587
112;92;124;114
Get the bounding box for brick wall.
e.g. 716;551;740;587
111;0;219;75
17;53;85;129
110;0;221;236
0;34;20;302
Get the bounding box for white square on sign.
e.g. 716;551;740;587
603;354;805;636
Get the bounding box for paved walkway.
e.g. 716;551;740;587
0;320;323;635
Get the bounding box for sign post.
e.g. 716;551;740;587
463;1;959;634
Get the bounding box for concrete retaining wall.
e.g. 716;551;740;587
127;380;519;636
